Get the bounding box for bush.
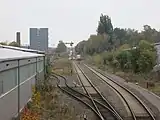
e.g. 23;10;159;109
137;50;156;73
101;52;114;65
130;48;140;73
119;44;131;50
93;54;103;65
139;40;155;51
136;40;156;73
106;52;114;62
111;59;119;73
116;50;132;71
90;40;156;74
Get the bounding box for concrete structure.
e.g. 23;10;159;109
30;28;48;52
0;45;45;120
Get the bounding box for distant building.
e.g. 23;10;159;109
16;32;21;46
30;28;48;52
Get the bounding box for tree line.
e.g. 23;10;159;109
75;14;158;73
0;41;20;47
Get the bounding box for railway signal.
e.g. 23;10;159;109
65;42;74;60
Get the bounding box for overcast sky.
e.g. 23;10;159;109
0;0;160;47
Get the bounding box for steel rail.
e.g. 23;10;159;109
52;73;103;120
73;63;105;120
83;64;137;120
52;72;123;120
75;63;123;120
84;64;156;120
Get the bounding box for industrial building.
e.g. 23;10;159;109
30;28;48;52
0;45;45;120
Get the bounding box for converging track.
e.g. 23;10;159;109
82;63;156;120
53;72;123;120
52;61;156;120
73;62;123;120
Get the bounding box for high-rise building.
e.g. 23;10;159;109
16;32;21;46
30;28;48;52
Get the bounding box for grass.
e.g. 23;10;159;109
52;58;73;76
40;85;77;120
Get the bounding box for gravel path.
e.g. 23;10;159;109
79;64;129;118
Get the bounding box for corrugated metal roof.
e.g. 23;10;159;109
0;45;45;54
0;47;44;62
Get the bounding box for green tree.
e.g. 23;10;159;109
137;50;155;72
138;40;155;51
114;28;127;45
116;50;132;71
97;14;113;35
137;40;156;72
0;41;8;45
85;35;105;55
8;41;19;47
75;40;86;54
56;41;67;53
97;14;114;51
141;25;160;43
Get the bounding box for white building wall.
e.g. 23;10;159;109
0;56;45;120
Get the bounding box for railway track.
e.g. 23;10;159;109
53;74;101;120
73;62;124;120
52;73;123;120
83;63;156;120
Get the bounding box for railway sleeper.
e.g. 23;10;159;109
99;108;116;120
90;93;102;98
135;115;153;120
61;87;86;97
89;94;116;120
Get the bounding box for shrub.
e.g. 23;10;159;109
119;44;130;50
116;50;132;71
92;54;103;65
136;40;156;73
101;52;114;65
139;40;155;51
137;50;156;73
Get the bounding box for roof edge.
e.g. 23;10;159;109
0;45;45;54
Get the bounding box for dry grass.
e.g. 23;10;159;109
38;79;77;120
52;58;73;76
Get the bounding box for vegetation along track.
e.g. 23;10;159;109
83;63;156;120
74;62;123;120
